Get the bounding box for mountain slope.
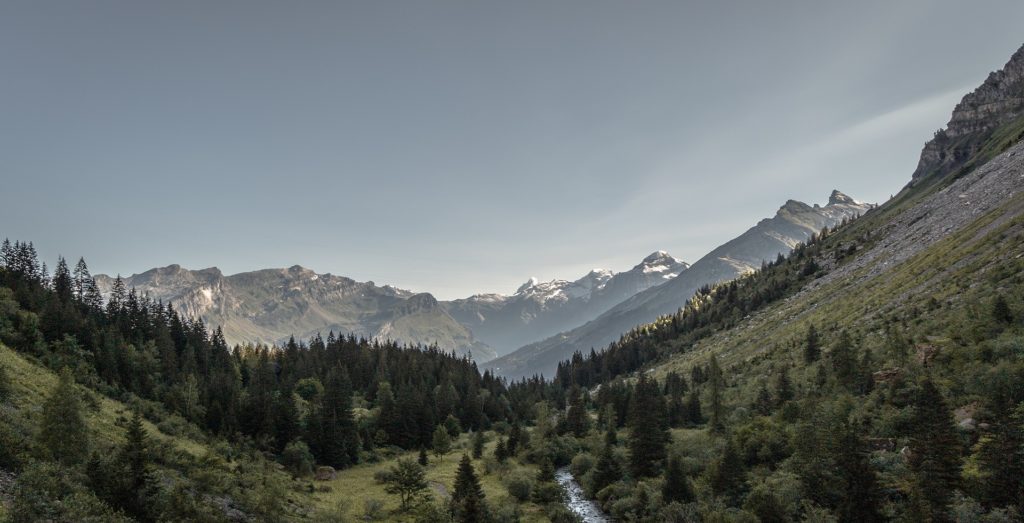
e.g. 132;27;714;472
442;251;688;355
95;265;497;361
485;190;872;378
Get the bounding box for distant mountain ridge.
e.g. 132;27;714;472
95;264;498;362
483;190;873;378
442;251;689;355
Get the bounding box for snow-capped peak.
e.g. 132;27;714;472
516;277;540;294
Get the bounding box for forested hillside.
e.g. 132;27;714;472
527;45;1024;522
0;242;582;521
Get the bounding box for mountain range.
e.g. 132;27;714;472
96;190;870;371
483;190;873;378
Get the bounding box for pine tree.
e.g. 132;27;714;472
507;423;522;456
708;355;725;432
38;368;89;465
312;368;359;468
452;455;486;522
830;330;857;389
665;371;687;427
774;366;790;407
494;437;508;463
992;295;1013;325
833;422;883;523
272;390;300;453
628;374;669;477
709;438;745;504
591;441;621;494
662;454;694;504
118;410;157;521
565;384;590;437
908;379;962;521
976;401;1024;508
471;430;484;459
804;323;821;363
418;447;429;467
51;256;73;304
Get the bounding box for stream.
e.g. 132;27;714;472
555;466;611;522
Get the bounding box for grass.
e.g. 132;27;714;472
0;342;207;458
646;185;1024;411
311;432;548;522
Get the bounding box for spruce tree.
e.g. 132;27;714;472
774;366;790;407
976;402;1024;508
118;410;157;521
665;371;687;427
829;330;857;389
565;385;590;437
684;390;703;426
38;368;89;465
452;455;486;522
591;441;621;494
471;430;484;459
833;422;883;523
494;438;508;463
507;423;521;456
992;295;1013;325
908;379;962;520
804;323;821;363
708;355;725;432
709;438;745;504
418;447;429;467
628;374;669;477
662;454;694;504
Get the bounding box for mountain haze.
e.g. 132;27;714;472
485;190;873;378
442;251;688;355
95;264;498;361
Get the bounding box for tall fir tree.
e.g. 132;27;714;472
908;379;962;521
628;374;669;477
565;384;590;437
708;355;725;432
452;454;486;523
38;368;89;465
662;453;694;504
804;323;821;363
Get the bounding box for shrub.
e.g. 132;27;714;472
281;440;314;477
503;470;534;502
362;498;386;521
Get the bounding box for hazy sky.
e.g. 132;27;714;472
2;1;1022;299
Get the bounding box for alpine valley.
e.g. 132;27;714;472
2;27;1024;523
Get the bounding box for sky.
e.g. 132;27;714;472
2;1;1023;299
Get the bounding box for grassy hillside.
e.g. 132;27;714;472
0;341;321;522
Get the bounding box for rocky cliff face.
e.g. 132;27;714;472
442;251;688;356
95;266;497;361
483;191;873;378
913;44;1024;181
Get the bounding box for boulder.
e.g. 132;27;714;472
314;465;336;481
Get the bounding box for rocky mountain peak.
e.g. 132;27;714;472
516;277;540;294
828;190;857;206
913;43;1024;181
778;199;813;214
642;250;671;263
